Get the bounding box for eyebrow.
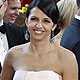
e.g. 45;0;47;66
31;16;51;20
31;16;37;18
31;16;38;19
44;18;52;20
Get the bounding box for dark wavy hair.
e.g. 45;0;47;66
26;0;60;40
26;0;59;24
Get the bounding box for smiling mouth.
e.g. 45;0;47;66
11;16;17;20
33;29;44;34
11;17;16;20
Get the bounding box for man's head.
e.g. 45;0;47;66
3;0;21;24
76;0;80;8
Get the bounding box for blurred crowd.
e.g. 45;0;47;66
0;0;80;80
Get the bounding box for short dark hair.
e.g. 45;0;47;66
26;0;59;24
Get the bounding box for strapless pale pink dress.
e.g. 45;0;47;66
13;70;62;80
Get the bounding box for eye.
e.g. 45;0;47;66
11;7;17;10
44;19;51;23
11;7;20;10
30;17;38;21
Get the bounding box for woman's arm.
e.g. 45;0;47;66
62;50;78;80
1;50;15;80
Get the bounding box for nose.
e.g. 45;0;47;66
36;22;43;28
15;8;19;15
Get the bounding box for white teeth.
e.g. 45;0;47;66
35;30;43;34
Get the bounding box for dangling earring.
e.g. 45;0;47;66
25;30;30;41
25;24;30;41
50;30;54;44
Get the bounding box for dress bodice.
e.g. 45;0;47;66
13;70;62;80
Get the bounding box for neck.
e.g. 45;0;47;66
29;36;53;55
54;24;68;45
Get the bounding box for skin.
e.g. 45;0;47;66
77;8;80;16
1;7;78;80
0;0;7;23
3;0;21;24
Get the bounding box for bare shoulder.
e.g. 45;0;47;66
58;46;77;62
54;45;78;80
5;42;30;62
57;45;78;71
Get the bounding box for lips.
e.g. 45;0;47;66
11;15;17;20
11;17;16;20
33;29;44;35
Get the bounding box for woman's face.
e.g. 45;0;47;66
26;7;54;40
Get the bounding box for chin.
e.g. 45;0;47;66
32;36;44;41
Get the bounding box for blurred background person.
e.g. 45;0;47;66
14;13;26;27
0;0;29;74
60;0;80;79
0;0;8;78
3;0;21;24
54;0;77;44
1;0;78;80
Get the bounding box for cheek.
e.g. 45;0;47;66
6;10;12;16
9;10;14;14
27;22;35;32
27;21;36;29
8;8;15;14
45;24;53;31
